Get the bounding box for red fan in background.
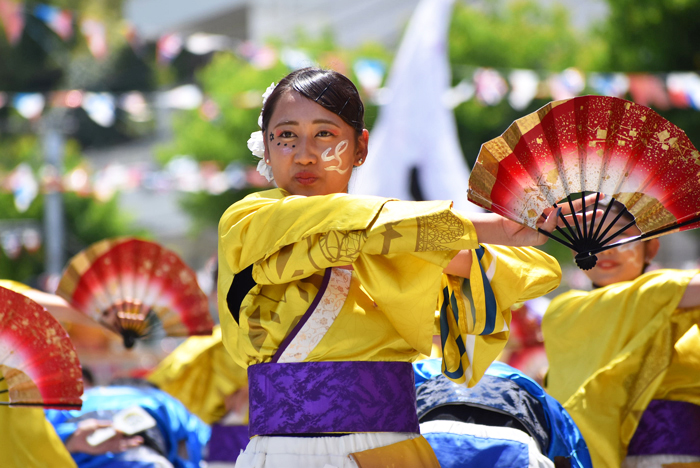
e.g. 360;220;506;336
57;238;214;349
468;95;700;269
0;286;83;409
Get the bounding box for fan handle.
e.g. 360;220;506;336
535;192;681;271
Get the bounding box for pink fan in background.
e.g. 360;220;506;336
0;286;83;409
57;238;214;348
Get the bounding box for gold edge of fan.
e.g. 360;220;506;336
615;192;678;233
468;164;496;204
57;237;125;297
1;365;43;404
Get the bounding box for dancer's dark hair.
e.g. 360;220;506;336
261;67;365;136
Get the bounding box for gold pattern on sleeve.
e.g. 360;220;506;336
380;222;403;255
415;211;465;251
319;230;366;263
247;306;268;351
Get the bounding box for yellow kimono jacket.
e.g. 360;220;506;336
219;189;561;387
543;269;700;468
148;325;247;424
0;280;77;468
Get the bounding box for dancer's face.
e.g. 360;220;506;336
264;90;368;196
582;222;659;287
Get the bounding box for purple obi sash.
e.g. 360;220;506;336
248;361;420;436
206;424;249;461
627;400;700;456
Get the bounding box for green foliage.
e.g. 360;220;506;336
594;0;700;149
0;189;140;282
449;0;581;71
448;0;601;166
0;0;131;91
157;54;289;167
599;0;700;72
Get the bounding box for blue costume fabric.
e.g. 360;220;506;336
45;385;211;468
413;359;592;468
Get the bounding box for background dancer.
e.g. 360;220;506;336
543;201;700;467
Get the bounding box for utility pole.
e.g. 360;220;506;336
41;109;66;289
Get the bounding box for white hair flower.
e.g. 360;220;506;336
250;82;277;181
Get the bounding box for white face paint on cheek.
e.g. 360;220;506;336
322;140;350;174
281;147;293;155
617;242;641;265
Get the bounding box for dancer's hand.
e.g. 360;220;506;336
469;194;602;247
65;419;143;455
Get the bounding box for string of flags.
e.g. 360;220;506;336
3;67;700;128
447;67;700;111
0;84;201;124
0;219;41;259
0;0;243;62
0;156;272;213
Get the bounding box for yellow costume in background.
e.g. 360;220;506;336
218;189;561;385
148;325;247;424
543;269;700;467
0;280;77;468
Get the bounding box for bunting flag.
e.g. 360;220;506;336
588;72;629;98
156;33;182;64
12;93;44;119
666;72;700;110
628;73;670;110
80;18;107;60
474;67;508;105
0;0;24;44
237;41;277;69
33;4;72;41
353;59;386;95
81;92;115;127
508;69;539;110
548;67;585;100
7;163;38;212
121;21;143;54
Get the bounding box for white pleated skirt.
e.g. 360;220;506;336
622;454;700;468
234;432;419;468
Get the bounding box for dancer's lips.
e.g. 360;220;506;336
596;260;618;269
295;172;318;185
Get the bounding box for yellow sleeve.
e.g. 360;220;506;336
0;280;32;293
252;198;479;285
0;407;76;467
218;189;388;277
438;245;561;386
544;269;699;403
148;326;247;424
543;269;700;468
218;191;480;358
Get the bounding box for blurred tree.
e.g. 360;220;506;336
0;135;143;283
157;34;392;229
448;0;605;168
0;1;149;284
0;0;156;148
598;0;700;72
594;0;700;156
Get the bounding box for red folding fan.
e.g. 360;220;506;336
468;95;700;269
0;285;83;409
57;238;214;348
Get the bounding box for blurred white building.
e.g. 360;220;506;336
125;0;420;48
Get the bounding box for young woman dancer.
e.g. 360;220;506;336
543;202;700;467
218;67;576;467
